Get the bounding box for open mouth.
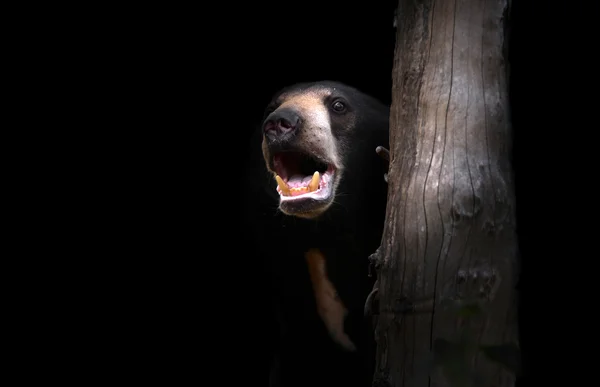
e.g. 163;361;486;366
271;151;336;202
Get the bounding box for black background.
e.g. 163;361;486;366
93;1;547;385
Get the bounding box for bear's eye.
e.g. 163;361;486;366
331;100;346;112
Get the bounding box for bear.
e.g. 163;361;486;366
242;80;390;387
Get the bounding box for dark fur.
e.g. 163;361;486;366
243;81;389;387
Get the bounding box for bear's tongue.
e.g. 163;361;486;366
275;172;320;197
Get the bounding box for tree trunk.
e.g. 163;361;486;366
372;0;519;386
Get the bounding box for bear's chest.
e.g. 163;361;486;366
267;225;373;315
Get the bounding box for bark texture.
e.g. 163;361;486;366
373;0;518;386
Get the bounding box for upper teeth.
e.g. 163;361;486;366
275;171;321;197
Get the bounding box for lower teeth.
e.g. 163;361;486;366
275;171;322;197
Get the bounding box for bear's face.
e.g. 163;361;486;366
260;82;375;219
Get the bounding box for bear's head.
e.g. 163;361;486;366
261;81;389;219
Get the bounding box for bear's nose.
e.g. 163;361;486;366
263;108;300;138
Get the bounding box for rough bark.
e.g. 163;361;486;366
373;0;518;386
